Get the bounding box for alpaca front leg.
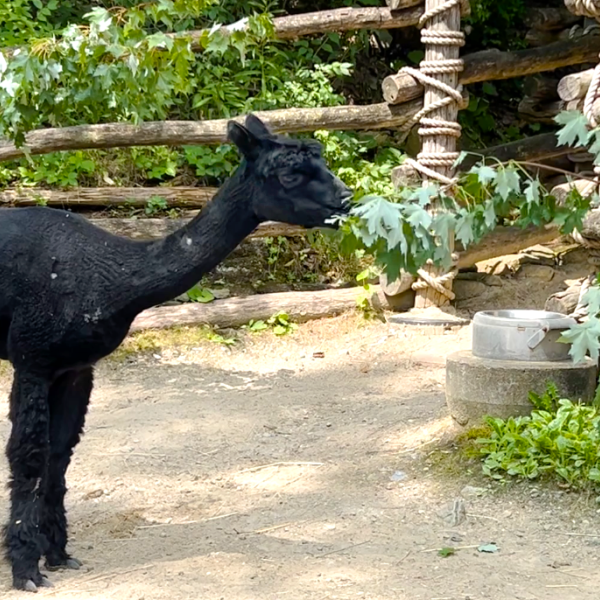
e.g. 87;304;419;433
43;368;92;572
3;370;53;592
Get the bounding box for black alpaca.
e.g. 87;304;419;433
0;114;352;591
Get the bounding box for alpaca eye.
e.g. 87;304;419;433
279;173;303;187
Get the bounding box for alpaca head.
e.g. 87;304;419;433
227;114;352;229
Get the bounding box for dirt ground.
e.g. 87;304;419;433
0;315;599;599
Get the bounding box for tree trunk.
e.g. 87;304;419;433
183;6;424;45
0;101;422;163
518;97;565;123
413;0;461;309
457;132;581;171
523;74;560;102
456;225;560;269
386;0;423;10
525;28;565;48
383;34;600;105
0;186;217;208
89;217;305;240
557;68;595;101
130;286;367;332
545;279;586;315
524;7;582;30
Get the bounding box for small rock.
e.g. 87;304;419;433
83;489;104;500
453;280;488;301
390;470;408;482
517;264;555;282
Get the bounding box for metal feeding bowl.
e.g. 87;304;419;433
472;309;577;362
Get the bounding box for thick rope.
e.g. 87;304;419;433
404;0;466;302
565;0;600;18
397;0;467;186
411;253;459;300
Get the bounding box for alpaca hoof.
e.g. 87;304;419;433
45;556;82;571
16;575;52;593
66;557;82;570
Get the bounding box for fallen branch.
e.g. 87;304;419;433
518;97;565;123
0;186;217;208
523;6;582;31
457;132;578;171
90;217;305;240
456;225;560;269
130;286;366;331
208;6;423;41
382;33;600;105
0;100;421;163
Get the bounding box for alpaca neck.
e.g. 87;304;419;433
128;167;260;312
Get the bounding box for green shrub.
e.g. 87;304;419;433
476;383;600;488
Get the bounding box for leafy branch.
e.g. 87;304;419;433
333;152;590;283
0;1;276;145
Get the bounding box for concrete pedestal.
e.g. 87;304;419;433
445;350;598;426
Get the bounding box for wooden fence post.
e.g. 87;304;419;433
412;0;465;311
387;0;470;325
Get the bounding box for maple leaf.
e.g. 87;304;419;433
483;200;496;228
555;110;590;148
432;212;455;248
469;164;496;186
582;284;600;316
559;318;600;363
524;179;541;205
410;185;438;207
405;205;432;231
455;211;475;246
495;166;520;200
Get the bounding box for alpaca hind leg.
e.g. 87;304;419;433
43;368;93;571
3;370;53;592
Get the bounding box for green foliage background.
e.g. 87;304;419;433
0;0;591;296
0;0;537;194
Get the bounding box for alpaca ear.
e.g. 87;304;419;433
227;121;262;160
244;113;272;139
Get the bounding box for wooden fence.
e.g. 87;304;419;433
0;2;597;274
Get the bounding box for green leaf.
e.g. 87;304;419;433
524;179;541;205
482;82;497;96
589;468;600;482
555;110;590;148
495;166;520;200
186;286;215;303
470;164;496;186
412;185;439;207
455;211;475;246
438;547;456;558
483;200;496;228
559;317;600;363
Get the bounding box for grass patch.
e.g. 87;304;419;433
110;325;236;362
478;392;600;489
426;424;493;482
430;383;600;492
